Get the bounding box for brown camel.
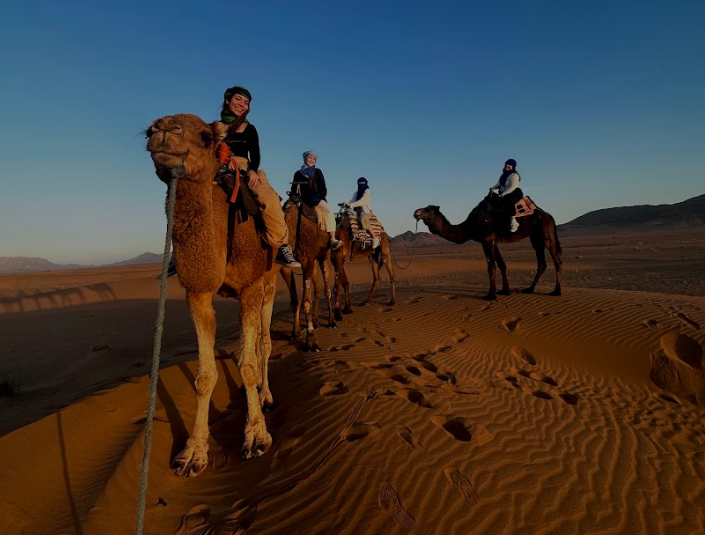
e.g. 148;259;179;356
413;193;562;299
331;211;397;316
146;113;279;475
281;199;338;351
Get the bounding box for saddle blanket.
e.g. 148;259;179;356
515;196;537;218
348;213;385;249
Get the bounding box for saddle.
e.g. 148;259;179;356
344;211;385;256
285;195;327;231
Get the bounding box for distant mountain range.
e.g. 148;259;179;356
559;194;705;234
2;195;703;273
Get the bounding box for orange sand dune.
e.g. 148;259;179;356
1;233;704;535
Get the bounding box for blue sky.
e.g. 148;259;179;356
0;0;703;264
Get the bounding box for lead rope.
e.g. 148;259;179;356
391;220;419;270
134;166;183;535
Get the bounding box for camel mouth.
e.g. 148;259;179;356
149;150;189;169
413;209;423;220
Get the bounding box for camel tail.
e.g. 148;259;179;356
553;220;563;254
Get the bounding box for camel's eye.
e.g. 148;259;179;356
200;130;213;147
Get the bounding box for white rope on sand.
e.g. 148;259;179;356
134;169;181;535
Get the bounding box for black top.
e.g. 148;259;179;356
222;123;260;171
292;169;327;206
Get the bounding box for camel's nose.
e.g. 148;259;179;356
413;209;421;220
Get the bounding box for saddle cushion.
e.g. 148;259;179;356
347;213;385;249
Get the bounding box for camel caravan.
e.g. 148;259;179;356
145;87;561;474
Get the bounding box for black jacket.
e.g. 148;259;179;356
292;169;327;206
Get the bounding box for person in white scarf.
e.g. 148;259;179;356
347;177;379;249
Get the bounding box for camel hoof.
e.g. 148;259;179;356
313;319;320;329
172;446;208;477
305;342;321;352
498;289;511;296
521;288;535;294
388;300;396;306
334;311;343;321
343;307;353;315
550;289;562;296
358;301;370;307
328;322;338;329
241;427;272;460
482;294;497;301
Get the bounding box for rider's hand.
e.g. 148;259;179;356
247;170;261;188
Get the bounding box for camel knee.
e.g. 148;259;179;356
195;369;218;396
240;363;259;387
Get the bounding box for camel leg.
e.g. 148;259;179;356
495;246;511;295
258;275;276;410
172;291;217;477
312;268;321;329
360;255;381;306
523;235;547;294
382;250;397;306
302;265;320;352
333;255;353;317
482;242;498;300
239;282;273;459
319;257;338;328
547;244;563;296
280;268;301;340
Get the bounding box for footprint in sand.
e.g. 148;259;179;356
388;355;404;362
431;415;493;445
444;467;480;504
441;294;461;300
271;426;308;471
452;328;469;343
510;346;537;365
532;390;554;400
396;388;434;408
434;343;452;353
479;304;491;312
329;344;353;352
333;360;352;374
405;365;422;376
500;317;521;332
421;361;438;373
377;369;413;385
361;361;395;370
396;425;424;449
378;306;394;312
405;296;422;304
378;483;416;531
463;313;473;321
643;318;659;329
673;312;700;330
509;366;558;387
320;381;349;396
559;392;579;405
175;504;210;535
342;421;381;442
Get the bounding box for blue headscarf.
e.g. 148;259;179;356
300;150;318;178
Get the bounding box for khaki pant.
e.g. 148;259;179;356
316;200;337;233
360;212;376;238
231;157;289;248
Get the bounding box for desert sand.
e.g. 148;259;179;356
1;230;704;535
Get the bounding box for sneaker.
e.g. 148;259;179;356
276;245;301;268
156;256;178;279
330;238;343;251
509;219;519;233
372;237;380;249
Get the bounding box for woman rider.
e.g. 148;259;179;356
490;158;523;233
291;150;342;251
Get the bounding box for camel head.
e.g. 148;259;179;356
413;205;441;224
146;114;228;182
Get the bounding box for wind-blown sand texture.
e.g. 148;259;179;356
1;231;704;535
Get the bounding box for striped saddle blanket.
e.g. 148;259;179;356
347;213;385;249
515;196;538;218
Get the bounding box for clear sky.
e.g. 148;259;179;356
1;0;703;264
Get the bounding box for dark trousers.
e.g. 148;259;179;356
501;188;524;217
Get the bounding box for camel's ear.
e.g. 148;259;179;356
429;205;440;211
211;121;229;145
